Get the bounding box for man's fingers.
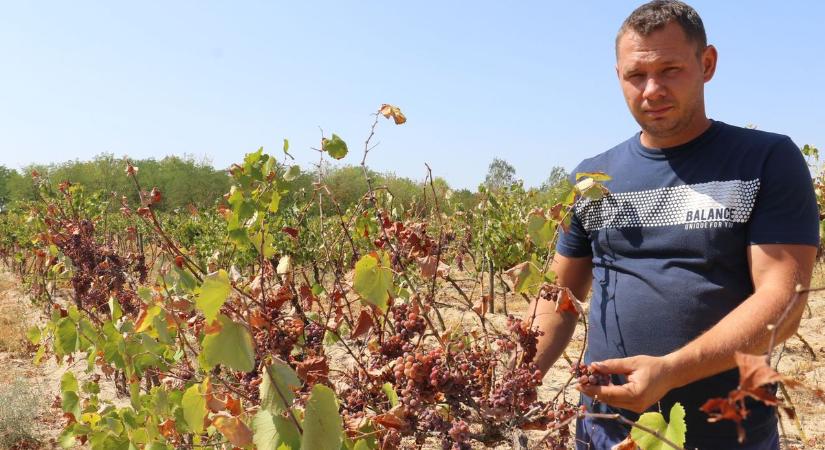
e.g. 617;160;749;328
577;383;634;408
591;357;635;375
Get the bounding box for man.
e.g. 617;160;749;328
528;1;819;449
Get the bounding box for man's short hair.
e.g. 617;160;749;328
616;0;707;56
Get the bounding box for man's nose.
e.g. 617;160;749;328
642;77;667;99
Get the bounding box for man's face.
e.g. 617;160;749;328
616;21;717;147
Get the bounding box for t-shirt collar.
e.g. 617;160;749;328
632;120;723;160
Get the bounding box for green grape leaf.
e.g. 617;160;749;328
250;230;276;258
55;317;78;356
182;383;207;434
108;296;122;322
382;382;399;407
301;384;343;450
196;270;231;323
527;211;555;248
260;359;301;413
631;402;687;450
504;259;544;295
269;191;282;213
284;165;301;181
252;410;278;450
353;439;371;450
252;409;301;450
353;252;394;312
322;133;348;160
60;371;79;393
202;315;255;372
283;138;292;158
27;326;41;345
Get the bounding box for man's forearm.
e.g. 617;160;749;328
665;244;815;389
528;299;579;375
528;253;594;375
664;286;808;389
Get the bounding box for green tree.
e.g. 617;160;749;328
538;166;571;205
484;158;517;191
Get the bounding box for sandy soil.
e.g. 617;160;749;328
1;268;823;449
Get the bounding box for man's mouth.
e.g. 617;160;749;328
644;106;673;116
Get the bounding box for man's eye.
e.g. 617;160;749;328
664;67;680;74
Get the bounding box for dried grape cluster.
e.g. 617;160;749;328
485;365;543;415
571;362;611;387
380;302;427;359
497;315;544;366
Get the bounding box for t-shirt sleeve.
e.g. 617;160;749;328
747;137;820;246
556;212;593;257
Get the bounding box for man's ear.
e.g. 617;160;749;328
702;44;718;82
615;64;620;80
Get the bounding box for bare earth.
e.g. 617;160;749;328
1;268;823;449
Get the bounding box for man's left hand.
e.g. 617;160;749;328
576;355;680;413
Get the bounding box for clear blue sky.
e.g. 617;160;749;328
1;1;823;190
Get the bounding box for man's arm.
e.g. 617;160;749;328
527;253;593;376
579;243;816;413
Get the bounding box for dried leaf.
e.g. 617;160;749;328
417;255;450;278
373;405;410;431
158;418;178;438
700;397;747;443
212;414;254;447
296;356;330;384
611;435;637;450
225;395;242;416
555;287;583;317
379;104;407;125
473;296;489;317
351;309;374;339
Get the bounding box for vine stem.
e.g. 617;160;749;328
264;362;304;435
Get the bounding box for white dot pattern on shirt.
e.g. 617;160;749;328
575;179;760;231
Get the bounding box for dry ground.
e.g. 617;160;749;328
0;267;823;449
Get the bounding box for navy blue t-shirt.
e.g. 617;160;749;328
557;121;819;448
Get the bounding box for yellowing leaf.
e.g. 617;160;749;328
202;315;255;372
504;259;544;295
322;134;348;160
527;210;555;248
576;171;611;182
353;252;394;312
196;270;231;323
182;383;207;434
284;165;301;181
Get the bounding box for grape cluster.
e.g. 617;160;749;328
255;317;304;359
497;316;544;366
379;303;427;359
570;362;610;386
304;321;325;349
391;303;426;338
446;420;471;450
485;365;543;415
417;407;449;434
540;402;583;449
